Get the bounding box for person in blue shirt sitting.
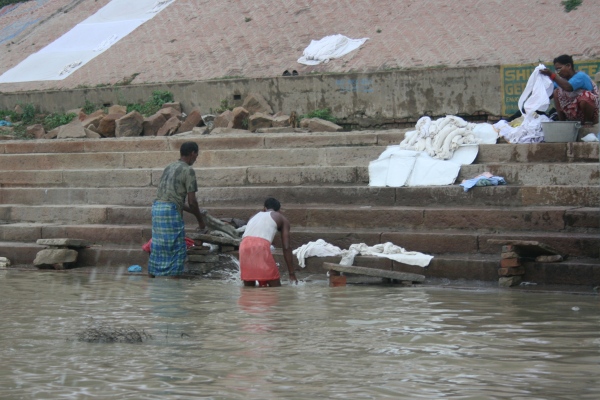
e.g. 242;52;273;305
540;54;599;124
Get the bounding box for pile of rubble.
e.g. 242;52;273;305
15;92;344;141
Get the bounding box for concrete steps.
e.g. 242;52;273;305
0;131;598;285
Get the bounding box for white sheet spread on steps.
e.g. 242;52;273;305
0;0;176;83
369;116;499;187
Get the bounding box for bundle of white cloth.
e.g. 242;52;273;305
399;115;481;160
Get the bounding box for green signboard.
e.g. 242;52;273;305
500;59;600;116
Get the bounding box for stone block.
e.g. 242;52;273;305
220;245;236;252
501;251;519;259
34;248;78;266
157;116;181;136
143;113;167;136
248;112;274;132
230;107;249;129
242;93;273;115
108;105;127;115
179;107;203;133
188;247;211;255
115;111;144;137
535;255;563;263
499;276;522;287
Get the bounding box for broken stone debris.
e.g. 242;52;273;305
35;92;343;140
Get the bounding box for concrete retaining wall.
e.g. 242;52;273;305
0;66;500;123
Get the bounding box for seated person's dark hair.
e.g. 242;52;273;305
180;141;199;156
553;54;574;67
264;197;281;211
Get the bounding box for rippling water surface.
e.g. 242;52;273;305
0;268;599;399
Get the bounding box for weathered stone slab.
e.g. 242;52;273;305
186;232;241;246
34;248;78;265
36;238;89;247
487;239;560;257
323;262;425;282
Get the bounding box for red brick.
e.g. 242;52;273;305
500;258;522;268
498;266;525;277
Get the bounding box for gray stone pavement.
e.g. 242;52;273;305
0;0;599;93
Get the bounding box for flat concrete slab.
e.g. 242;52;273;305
323;262;425;283
487;239;561;257
36;238;90;248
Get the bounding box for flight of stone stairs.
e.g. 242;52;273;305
0;130;598;285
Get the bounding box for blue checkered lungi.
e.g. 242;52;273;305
148;201;186;276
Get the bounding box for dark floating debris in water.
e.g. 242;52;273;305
75;325;153;344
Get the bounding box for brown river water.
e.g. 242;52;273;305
0;267;599;399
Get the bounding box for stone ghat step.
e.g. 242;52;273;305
0;166;370;188
0;223;597;258
1;185;598;208
458;163;599;186
273;252;600;286
1;204;597;233
1;161;598;188
0;142;598;172
0;130;407;154
198;185;600;208
284;228;599;259
0;133;596;164
3;242;598;287
0;146;388;171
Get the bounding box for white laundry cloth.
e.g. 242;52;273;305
292;239;343;268
399;115;480;160
293;240;433;269
345;242;433;268
518;64;554;116
297;34;368;65
0;0;176;83
493;114;551;144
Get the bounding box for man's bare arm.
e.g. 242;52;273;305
184;192;206;230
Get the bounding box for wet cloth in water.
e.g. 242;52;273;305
148;201;186;276
239;236;280;281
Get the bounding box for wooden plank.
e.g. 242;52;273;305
323;262;425;283
487;239;560;257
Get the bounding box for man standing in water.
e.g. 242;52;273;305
148;141;205;277
240;198;297;286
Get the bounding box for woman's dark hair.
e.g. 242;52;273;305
553;54;574;67
180;141;199;156
264;197;281;211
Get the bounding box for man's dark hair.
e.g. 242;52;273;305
180;141;199;156
264;197;281;211
554;54;574;67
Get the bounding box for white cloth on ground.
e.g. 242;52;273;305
292;239;343;268
297;34;368;65
0;0;176;83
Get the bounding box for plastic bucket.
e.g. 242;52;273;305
541;121;581;142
